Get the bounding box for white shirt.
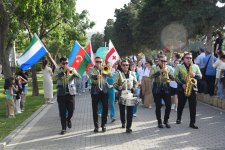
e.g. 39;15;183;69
169;67;177;88
213;59;225;78
142;67;150;77
194;52;206;69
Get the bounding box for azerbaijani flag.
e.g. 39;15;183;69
86;41;95;72
68;41;91;76
17;34;47;71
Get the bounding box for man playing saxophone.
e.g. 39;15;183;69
87;57;110;133
174;52;202;129
150;55;174;128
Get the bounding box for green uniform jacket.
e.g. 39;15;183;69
150;65;174;94
87;66;110;94
53;67;80;96
174;63;202;87
150;65;174;82
114;70;138;91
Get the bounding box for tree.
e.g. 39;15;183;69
136;0;225;50
0;0;41;78
104;1;143;56
104;19;115;44
1;0;94;95
91;32;104;52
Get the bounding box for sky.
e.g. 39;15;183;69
76;0;130;33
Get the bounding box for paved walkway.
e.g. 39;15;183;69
3;94;225;150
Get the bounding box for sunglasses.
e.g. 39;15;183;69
122;64;129;66
62;62;68;65
96;61;102;63
185;57;192;60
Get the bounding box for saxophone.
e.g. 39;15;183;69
184;64;197;97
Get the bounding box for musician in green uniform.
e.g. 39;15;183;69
87;57;109;133
174;52;202;129
150;55;174;128
114;59;138;133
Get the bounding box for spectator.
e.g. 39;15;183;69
203;50;217;96
214;31;223;58
170;59;180;111
195;48;206;73
17;69;29;111
14;76;25;114
4;77;16;118
141;60;153;108
42;59;54;104
213;53;225;99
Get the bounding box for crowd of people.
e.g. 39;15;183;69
3;70;28;118
2;31;224;135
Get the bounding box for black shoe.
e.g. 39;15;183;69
102;127;106;132
67;120;72;128
94;128;99;133
163;122;171;128
176;120;181;124
122;124;125;128
158;124;164;128
189;124;198;129
60;130;66;135
126;128;132;133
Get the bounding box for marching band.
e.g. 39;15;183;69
51;51;202;134
76;50;201;134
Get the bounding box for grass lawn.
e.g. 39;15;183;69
0;74;56;141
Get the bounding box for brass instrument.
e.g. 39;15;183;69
68;68;75;76
184;64;197;97
98;64;111;90
161;63;170;83
102;64;111;75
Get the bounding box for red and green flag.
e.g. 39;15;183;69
68;41;91;76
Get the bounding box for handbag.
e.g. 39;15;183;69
202;56;211;78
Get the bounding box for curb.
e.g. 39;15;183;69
0;102;51;150
199;101;225;113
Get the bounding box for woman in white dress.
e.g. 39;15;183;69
42;59;54;104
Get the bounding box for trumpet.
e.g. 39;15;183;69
98;64;111;90
68;68;75;76
161;63;170;83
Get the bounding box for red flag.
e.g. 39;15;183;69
105;40;119;65
86;41;95;71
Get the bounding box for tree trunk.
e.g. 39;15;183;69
31;65;39;96
0;9;12;78
206;31;213;51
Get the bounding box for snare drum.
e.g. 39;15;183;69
120;96;138;106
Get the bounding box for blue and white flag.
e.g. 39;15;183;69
17;34;47;70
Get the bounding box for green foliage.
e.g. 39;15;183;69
104;1;143;56
91;32;105;52
104;19;115;44
103;0;225;55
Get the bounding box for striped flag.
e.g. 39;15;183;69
86;41;95;72
86;41;95;65
105;40;119;65
17;34;47;71
68;41;91;76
